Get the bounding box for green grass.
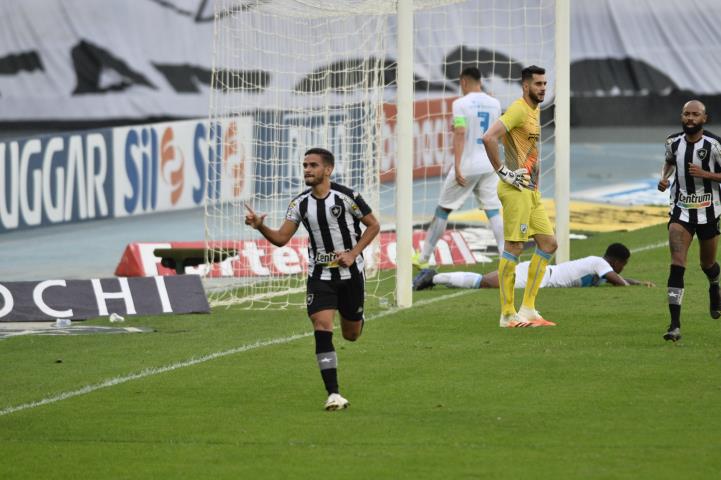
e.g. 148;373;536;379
2;223;721;479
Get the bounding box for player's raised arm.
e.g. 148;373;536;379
244;203;299;247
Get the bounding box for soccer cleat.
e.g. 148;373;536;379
499;313;533;328
412;268;437;291
324;393;349;411
709;285;721;319
411;250;430;270
663;327;681;342
518;306;556;327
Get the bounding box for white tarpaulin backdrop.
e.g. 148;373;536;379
0;0;719;121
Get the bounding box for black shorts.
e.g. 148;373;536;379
306;276;365;321
668;217;720;241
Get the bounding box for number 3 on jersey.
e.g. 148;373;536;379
476;111;489;144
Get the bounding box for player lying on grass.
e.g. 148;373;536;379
413;243;654;291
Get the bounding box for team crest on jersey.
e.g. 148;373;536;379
330;205;343;218
306;294;314;305
697;148;708;161
520;223;528;234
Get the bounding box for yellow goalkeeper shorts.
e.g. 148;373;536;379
497;182;554;242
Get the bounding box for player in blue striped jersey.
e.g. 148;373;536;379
245;148;380;409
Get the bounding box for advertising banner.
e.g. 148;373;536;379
380;98;454;183
0;116;254;233
0;275;210;322
114;230;477;278
0;130;113;232
112;117;253;217
253;106;370;196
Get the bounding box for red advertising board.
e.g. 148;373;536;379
115;229;477;277
380;97;456;183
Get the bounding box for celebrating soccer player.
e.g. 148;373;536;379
412;67;504;274
244;148;380;409
658;100;721;342
481;65;557;328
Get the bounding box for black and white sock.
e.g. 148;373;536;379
314;330;338;395
667;264;685;330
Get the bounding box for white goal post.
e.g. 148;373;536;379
204;0;569;309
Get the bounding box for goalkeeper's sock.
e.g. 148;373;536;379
521;248;553;311
420;207;450;262
485;209;505;252
314;330;339;395
667;264;685;330
498;251;519;315
433;271;483;289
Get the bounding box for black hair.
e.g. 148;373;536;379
460;66;481;82
605;243;631;261
304;147;334;167
521;65;545;82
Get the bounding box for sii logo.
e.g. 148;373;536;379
160;127;185;205
223;121;246;197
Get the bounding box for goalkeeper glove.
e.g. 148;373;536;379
496;165;530;190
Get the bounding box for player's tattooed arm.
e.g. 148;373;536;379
658;162;675;191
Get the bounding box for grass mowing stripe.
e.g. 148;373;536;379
0;290;473;418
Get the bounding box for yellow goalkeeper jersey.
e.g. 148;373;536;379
499;98;541;190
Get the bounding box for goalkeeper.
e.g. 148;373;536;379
482;65;558;328
413;243;655;291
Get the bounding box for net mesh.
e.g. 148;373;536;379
204;0;557;309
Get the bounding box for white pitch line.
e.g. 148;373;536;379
630;241;667;253
0;290;472;417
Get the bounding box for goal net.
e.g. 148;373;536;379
204;0;558;309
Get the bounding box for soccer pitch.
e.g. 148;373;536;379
2;224;720;479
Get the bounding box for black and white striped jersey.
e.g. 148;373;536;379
665;130;721;224
286;182;372;280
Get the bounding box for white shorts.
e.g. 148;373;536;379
513;261;551;289
438;170;501;211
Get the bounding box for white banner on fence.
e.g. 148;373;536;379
1;0;719;121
